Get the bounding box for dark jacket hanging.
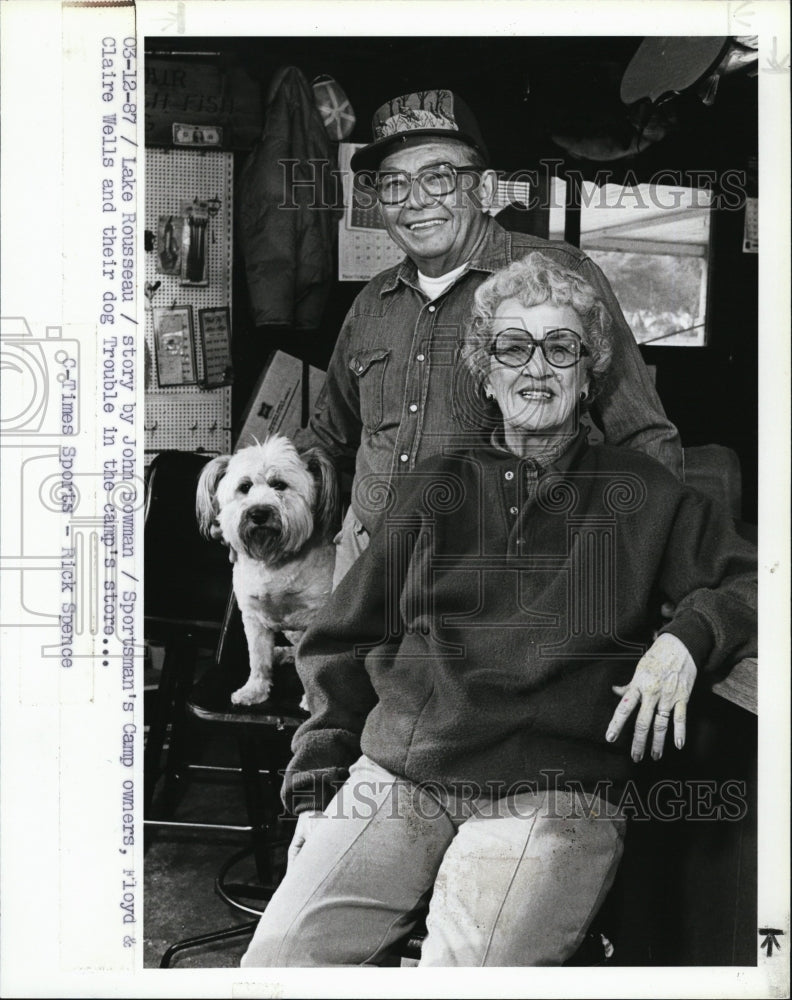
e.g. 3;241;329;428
238;65;339;330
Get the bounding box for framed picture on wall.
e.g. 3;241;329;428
198;306;233;388
152;305;198;387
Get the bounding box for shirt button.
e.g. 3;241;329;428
505;471;514;481
409;403;418;413
428;305;436;313
510;506;518;515
416;353;425;362
399;453;409;463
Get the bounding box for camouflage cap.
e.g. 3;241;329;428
350;89;489;172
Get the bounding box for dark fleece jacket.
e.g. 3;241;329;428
284;437;757;814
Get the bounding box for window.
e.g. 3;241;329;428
579;183;712;347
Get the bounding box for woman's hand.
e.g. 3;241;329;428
605;633;697;762
287;809;325;867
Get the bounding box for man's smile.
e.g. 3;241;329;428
405;218;447;232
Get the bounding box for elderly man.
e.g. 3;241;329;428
302;88;681;581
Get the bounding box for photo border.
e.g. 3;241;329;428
0;1;788;997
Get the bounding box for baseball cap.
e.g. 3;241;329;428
350;89;490;173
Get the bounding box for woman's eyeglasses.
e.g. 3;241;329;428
490;328;589;369
374;162;479;205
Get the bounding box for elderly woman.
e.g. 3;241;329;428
241;252;756;968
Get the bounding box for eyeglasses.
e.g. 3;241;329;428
490;328;589;369
374;162;480;205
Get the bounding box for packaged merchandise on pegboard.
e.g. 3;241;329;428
144;148;233;458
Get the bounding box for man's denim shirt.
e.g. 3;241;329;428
303;217;682;533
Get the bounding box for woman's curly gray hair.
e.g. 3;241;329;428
462;252;614;405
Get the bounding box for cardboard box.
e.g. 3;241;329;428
236;350;325;450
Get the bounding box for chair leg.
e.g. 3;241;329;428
238;734;279;888
159;918;258;968
159;637;199;817
144;642;183;818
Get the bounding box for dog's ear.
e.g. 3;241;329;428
301;447;341;541
196;455;231;541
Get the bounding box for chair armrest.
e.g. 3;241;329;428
709;657;757;715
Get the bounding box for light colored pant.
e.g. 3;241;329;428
331;505;370;589
241;755;625;967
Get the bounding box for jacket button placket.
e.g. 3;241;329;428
393;296;433;472
502;467;523;554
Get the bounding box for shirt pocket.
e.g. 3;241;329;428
349;348;390;433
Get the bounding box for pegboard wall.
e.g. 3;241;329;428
144;147;234;457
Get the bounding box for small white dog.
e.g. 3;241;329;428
196;436;339;706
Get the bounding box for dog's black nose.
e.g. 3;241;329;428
248;506;273;526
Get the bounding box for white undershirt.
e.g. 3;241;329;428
417;261;469;301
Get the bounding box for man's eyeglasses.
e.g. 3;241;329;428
490;328;589;369
374;162;480;205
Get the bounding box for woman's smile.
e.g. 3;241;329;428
516;382;556;400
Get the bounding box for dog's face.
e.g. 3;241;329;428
196;437;339;564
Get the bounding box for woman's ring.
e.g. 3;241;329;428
656;708;671;718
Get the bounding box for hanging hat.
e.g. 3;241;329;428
312;74;356;142
350;89;489;172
